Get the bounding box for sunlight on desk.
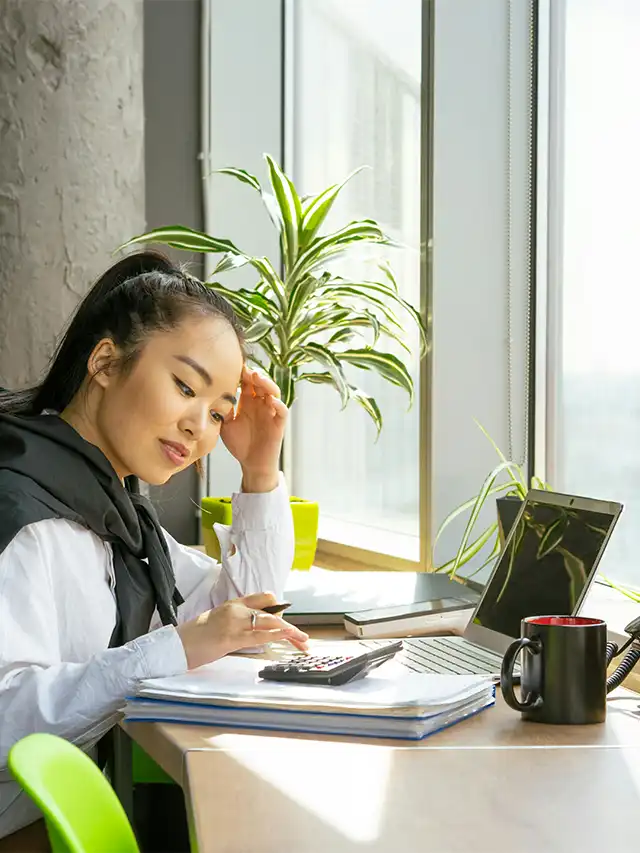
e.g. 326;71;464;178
210;733;392;843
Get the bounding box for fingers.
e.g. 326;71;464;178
270;397;289;421
241;367;281;400
286;635;311;653
240;591;277;610
251;625;310;648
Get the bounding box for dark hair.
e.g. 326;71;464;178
0;251;245;417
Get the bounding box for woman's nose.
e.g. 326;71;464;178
179;406;208;439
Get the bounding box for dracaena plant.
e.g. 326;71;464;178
120;154;427;435
433;422;551;579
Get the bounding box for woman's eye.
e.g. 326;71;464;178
210;411;225;424
174;377;195;398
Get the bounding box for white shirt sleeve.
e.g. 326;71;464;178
163;472;295;623
0;524;187;771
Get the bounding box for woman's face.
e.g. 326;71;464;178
87;314;244;484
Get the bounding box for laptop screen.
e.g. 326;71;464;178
472;494;620;639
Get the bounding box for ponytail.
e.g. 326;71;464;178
0;251;244;416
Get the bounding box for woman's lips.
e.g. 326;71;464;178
159;440;189;466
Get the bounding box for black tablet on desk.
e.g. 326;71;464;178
283;567;480;626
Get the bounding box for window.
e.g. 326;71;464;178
202;0;536;576
545;0;640;588
287;0;423;563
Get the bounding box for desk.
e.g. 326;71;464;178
124;636;640;853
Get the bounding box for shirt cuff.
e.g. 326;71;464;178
231;471;289;531
130;625;188;679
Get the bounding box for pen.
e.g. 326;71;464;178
262;602;292;615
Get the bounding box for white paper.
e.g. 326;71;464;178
125;691;496;739
137;651;493;714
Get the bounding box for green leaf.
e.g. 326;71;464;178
450;460;520;577
495;515;527;601
292;308;384;351
264;154;302;274
432;481;521;552
536;514;569;559
289;307;352;346
244;318;273;344
204;281;278;322
211;253;251;275
298;371;334;385
290;219;387;285
260;191;284;233
321;283;404;330
599;575;640;603
362;309;380;346
273;365;295;408
255;332;278;364
558;547;587;609
299;343;350;408
337;348;414;403
287;276;321;326
300;165;368;248
436;523;499;577
348;385;383;436
378;260;400;293
298;372;383;436
214;167;262;192
118;226;244;257
474;420;527;494
327;328;356;346
462;532;502;579
248;257;287;314
320;280;427;355
246;353;270;373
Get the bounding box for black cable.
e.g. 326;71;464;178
607;641;640;693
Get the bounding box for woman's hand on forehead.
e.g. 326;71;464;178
219;365;287;491
240;366;281;400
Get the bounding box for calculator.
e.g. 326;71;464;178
258;640;403;686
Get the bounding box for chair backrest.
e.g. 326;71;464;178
8;733;140;853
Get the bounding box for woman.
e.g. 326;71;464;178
0;252;309;843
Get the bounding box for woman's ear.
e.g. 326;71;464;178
87;338;119;388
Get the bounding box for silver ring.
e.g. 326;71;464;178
250;610;259;630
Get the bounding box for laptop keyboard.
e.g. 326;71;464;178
361;636;519;676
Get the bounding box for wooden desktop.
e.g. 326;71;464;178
123;625;640;853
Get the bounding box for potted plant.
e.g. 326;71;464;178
121;154;427;568
432;422;551;580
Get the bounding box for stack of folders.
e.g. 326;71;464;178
124;646;495;741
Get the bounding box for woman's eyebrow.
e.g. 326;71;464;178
173;355;237;405
174;355;212;385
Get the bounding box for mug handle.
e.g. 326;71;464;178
500;637;544;712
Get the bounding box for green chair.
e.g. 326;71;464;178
8;733;140;853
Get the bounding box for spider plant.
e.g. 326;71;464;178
120;154;427;436
432;421;551;579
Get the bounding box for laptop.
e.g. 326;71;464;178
361;489;623;677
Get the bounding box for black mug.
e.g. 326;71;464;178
501;616;607;724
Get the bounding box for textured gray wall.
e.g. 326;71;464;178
0;0;145;386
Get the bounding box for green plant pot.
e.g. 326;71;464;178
201;496;319;571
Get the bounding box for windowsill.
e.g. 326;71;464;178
318;516;420;563
582;580;639;644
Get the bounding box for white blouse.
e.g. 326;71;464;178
0;474;294;839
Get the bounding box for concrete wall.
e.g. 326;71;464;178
0;0;145;385
0;0;201;544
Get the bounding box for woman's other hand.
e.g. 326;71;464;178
176;591;309;670
220;367;286;493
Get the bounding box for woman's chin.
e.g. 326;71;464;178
129;467;174;487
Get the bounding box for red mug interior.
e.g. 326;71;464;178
525;616;604;627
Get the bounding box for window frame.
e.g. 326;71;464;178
282;0;434;572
